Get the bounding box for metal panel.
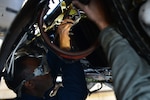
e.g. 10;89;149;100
0;0;24;33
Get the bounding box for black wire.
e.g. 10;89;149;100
0;72;5;78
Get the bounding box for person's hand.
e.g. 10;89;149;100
72;0;110;30
57;19;74;51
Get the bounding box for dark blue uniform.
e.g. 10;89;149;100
18;50;88;100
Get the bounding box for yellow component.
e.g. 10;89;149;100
69;9;77;15
60;1;66;12
61;1;66;7
68;4;77;16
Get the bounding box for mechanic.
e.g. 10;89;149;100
4;49;88;100
72;0;150;100
4;20;88;100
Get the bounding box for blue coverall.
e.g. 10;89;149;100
18;50;88;100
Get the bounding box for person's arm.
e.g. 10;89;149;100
73;0;150;99
57;61;88;100
99;26;150;100
48;19;88;100
56;19;74;51
47;50;88;100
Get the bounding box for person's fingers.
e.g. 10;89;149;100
57;24;72;36
59;20;73;31
58;22;71;51
64;19;74;23
59;23;72;30
61;19;74;24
